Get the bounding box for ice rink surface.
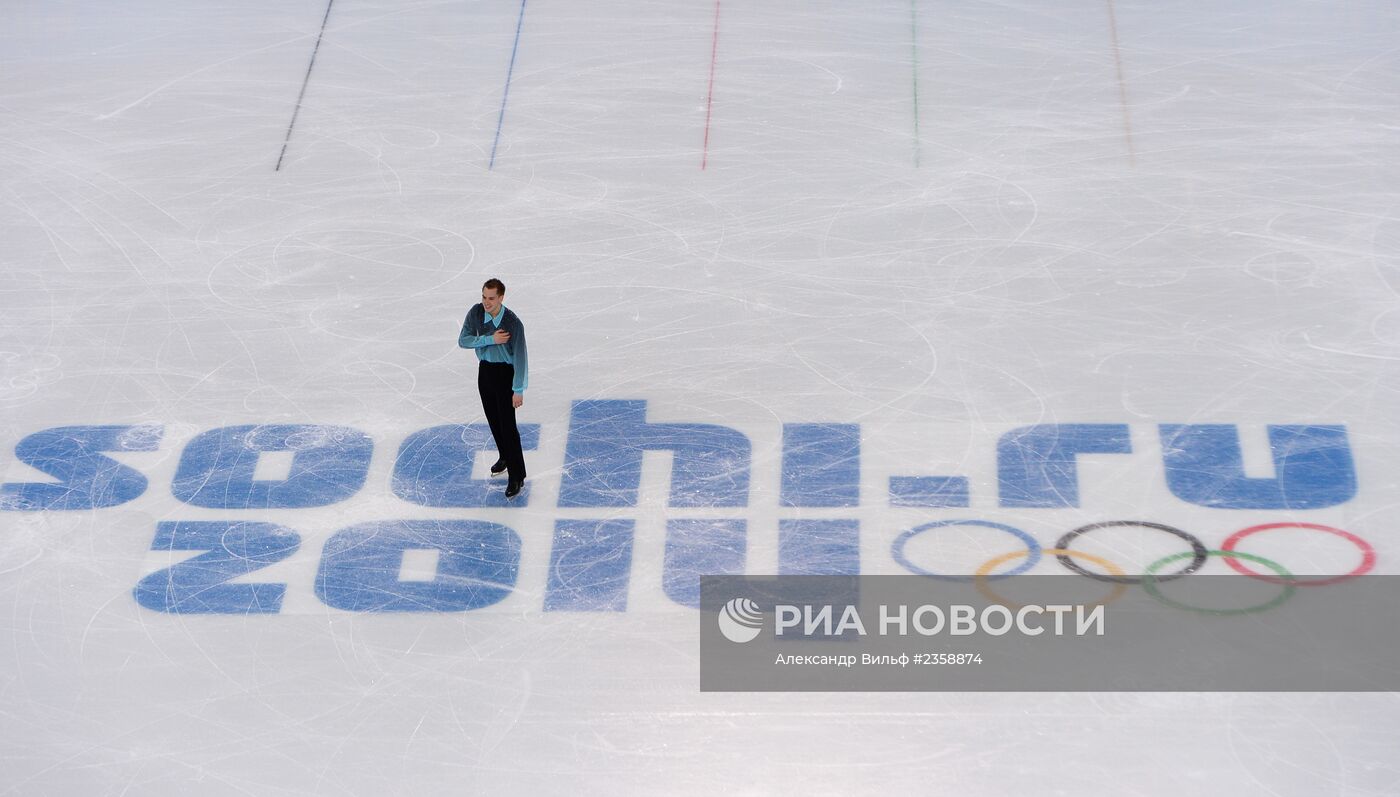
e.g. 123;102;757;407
4;0;1400;793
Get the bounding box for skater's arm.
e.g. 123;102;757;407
457;309;500;348
511;323;528;395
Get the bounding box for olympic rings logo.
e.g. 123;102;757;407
891;520;1378;615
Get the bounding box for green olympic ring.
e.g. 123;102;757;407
1142;550;1296;615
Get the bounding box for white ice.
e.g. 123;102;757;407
3;0;1400;794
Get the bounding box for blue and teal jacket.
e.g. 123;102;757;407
458;304;529;393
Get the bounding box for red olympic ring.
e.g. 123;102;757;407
1220;522;1376;587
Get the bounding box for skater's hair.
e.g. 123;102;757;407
482;278;506;296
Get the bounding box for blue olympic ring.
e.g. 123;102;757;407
892;519;1041;581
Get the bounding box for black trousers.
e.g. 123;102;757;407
478;361;526;481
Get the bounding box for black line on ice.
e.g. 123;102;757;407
275;0;337;171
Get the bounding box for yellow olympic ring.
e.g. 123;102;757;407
974;549;1129;609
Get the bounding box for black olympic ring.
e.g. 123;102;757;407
1054;520;1209;585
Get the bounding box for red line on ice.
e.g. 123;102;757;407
701;0;721;170
1105;0;1137;166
